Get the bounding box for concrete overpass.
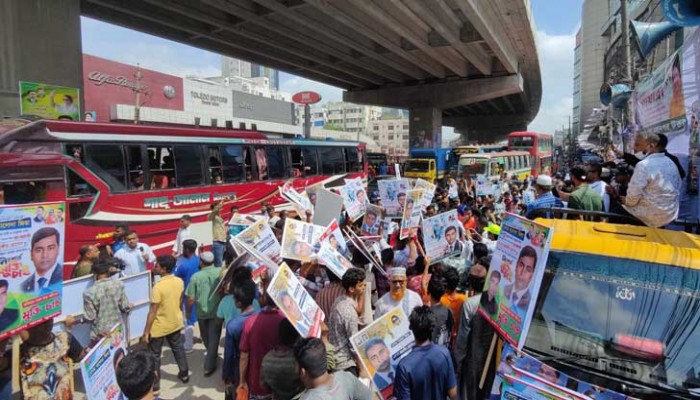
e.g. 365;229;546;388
1;0;540;144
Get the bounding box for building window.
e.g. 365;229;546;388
388;126;394;130
373;126;379;131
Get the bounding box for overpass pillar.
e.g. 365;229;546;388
409;108;442;149
0;0;83;118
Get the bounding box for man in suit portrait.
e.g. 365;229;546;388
444;225;463;255
365;337;396;391
503;245;538;318
0;280;19;332
21;227;63;295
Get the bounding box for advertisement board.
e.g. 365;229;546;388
19;81;80;120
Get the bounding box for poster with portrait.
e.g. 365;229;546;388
399;189;423;239
268;262;324;338
0;202;65;340
280;218;324;262
477;213;552;349
350;307;414;400
413;178;436;211
340;177;368;222
232;217;282;266
476;174;495;197
378;179;411;218
421;210;463;264
305;182;325;208
80;323;127;400
315;220;353;279
280;181;313;214
489;345;628;400
19;81;81;121
361;204;383;236
228;213;265;238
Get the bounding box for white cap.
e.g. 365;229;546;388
389;267;406;278
535;175;553;188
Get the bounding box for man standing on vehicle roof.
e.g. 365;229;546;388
208;199;227;268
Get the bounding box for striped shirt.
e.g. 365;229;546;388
316;282;345;319
525;192;563;219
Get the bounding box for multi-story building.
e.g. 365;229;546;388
368;119;410;161
572;29;583;136
218;56;285;98
251;64;280;91
325;102;382;134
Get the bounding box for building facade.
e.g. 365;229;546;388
368;119;410;161
325;101;382;133
572;29;583;135
221;56;280;90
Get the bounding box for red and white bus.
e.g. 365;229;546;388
0;119;367;278
507;131;553;176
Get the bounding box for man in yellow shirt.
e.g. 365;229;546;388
142;255;190;394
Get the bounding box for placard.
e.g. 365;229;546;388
0;202;65;340
361;204;383;236
267;263;324;338
315;220;353;279
280;181;313;214
421;210;463;264
476;174;495;197
413;179;436;211
477;214;553;349
399;189;423;239
232;218;282;264
378;179;411;218
280;219;324;262
340;177;368;222
313;189;344;227
80;323;127;400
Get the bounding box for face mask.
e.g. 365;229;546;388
634;151;647;160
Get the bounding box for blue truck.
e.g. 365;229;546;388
403;148;454;183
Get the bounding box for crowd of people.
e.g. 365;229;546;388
9;131;684;400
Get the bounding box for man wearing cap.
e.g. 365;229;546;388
375;267;423;318
558;166;603;214
622;132;682;228
585;163;611;213
186;251;222;376
83;259;131;342
526;175;563;220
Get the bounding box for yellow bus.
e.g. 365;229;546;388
458;151;531;180
524;218;700;398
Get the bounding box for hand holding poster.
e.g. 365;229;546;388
267;262;324;338
490;344;629;400
80;323;127;400
421;209;463;264
0;202;65;340
315;220;353;279
232;218;282;267
399;189;423;239
477;214;552;349
361;204;384;236
341;177;368;222
413;179;436;211
351;307;414;400
280;218;324;262
378;179;411;218
476;174;494;197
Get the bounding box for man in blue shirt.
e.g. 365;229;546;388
223;276;259;394
394;306;457;400
525;175;563;220
175;239;201;352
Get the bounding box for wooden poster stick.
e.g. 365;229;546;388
11;335;19;393
479;333;498;389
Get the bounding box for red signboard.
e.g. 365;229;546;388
292;91;322;105
82;54;184;122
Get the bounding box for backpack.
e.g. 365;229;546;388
20;332;73;400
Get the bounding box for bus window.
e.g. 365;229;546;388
319;147;345;175
1;182;46;204
254;146;268;180
174;145;204;187
125;145;149;190
221;145;246;183
490;161;500;177
302;148;318;176
290;148;304;176
85;144;127;191
208;146;223;184
67;170;96;198
67;144;84;163
146;145;174;190
346;147;360;172
265;146;286;180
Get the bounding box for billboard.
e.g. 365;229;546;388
19;81;80;120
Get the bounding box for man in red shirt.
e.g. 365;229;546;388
238;298;285;399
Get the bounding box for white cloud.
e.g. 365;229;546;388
528;30;576;134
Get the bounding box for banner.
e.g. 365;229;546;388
19;81;81;121
80;323;126;400
0;202;65;340
476;174;495;197
340;177;368;222
232;217;282;267
399;189;423;239
361;204;383;236
351;307;414;400
314;220;353;279
489;345;628;400
413;178;436;211
280;181;313;214
378;179;411;218
280;218;324;262
267;262;324;338
421;210;463;264
477;214;552;349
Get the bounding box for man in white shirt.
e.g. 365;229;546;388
114;231;156;276
172;214;194;257
585;163;610;213
375;267;423;318
622;132;682;228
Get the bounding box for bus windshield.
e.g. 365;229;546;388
404;159;430;172
525;251;700;393
459;157;488;175
510;136;534;148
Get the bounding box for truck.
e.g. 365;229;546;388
403;148;453;183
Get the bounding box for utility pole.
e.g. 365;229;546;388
619;0;634;140
133;64;144;124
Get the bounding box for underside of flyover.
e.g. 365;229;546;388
80;0;541;144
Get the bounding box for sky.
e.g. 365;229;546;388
81;0;583;137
